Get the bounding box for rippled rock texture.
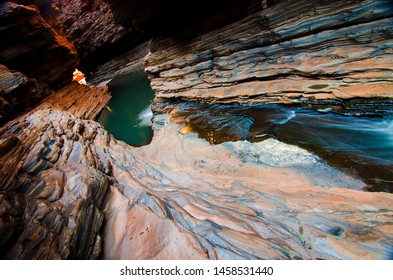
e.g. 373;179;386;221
152;101;393;192
0;1;79;89
0;64;52;124
35;82;111;120
144;0;393;108
1;108;392;259
0;110;110;259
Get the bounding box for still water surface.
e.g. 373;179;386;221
98;69;155;146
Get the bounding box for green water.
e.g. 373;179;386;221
98;69;155;146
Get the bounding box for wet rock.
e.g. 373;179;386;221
105;114;393;259
0;106;392;260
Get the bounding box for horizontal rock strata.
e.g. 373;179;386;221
144;0;393;108
34;82;111;120
0;64;52;124
1;108;392;259
88;41;150;86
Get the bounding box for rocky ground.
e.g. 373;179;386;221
0;0;392;260
0;103;392;259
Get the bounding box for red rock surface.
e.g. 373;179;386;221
143;0;393;107
0;108;392;259
54;0;129;57
0;1;79;89
34;82;111;120
0;64;52;124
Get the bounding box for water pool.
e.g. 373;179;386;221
98;69;155;146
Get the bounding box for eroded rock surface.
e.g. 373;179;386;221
144;0;393;108
0;110;110;259
34;82;111;120
0;1;79;89
1;109;392;259
0;64;52;124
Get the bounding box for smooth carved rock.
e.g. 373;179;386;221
104;114;393;260
143;0;393;107
2;108;392;259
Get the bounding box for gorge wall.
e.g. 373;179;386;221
0;1;79;123
0;1;79;89
1;0;393;260
2;0;392;113
142;0;393;114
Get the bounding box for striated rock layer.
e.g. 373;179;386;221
0;64;52;124
144;0;393;110
52;0;129;57
1;108;392;259
0;1;79;90
0;110;110;259
34;82;111;120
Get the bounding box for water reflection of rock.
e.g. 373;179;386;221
153;101;393;193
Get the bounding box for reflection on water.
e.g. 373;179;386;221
98;69;155;146
153;101;393;193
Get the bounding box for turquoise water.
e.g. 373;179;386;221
98;69;155;146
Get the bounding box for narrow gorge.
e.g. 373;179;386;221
0;0;392;260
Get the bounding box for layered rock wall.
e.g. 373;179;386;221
0;64;52;124
52;0;131;59
144;0;393;109
0;1;79;89
0;110;110;259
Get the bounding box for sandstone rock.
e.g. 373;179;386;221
0;110;110;259
143;0;393;109
1;0;393;260
107;113;393;259
53;0;129;57
0;64;52;124
88;41;150;86
34;82;111;120
0;108;392;259
0;1;79;89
